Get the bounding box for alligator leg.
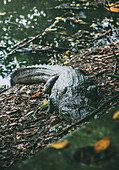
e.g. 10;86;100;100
47;91;59;114
44;75;59;94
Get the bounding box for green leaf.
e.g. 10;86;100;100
0;85;6;89
94;115;99;119
39;101;48;108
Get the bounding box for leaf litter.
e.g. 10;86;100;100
0;83;69;168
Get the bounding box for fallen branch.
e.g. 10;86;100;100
16;45;68;53
56;95;119;137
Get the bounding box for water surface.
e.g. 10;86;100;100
0;0;118;86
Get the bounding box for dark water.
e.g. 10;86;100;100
0;0;118;87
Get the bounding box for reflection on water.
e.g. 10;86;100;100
0;0;118;87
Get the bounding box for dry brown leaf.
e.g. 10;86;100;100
46;43;50;45
50;141;70;149
94;137;111;153
74;20;80;23
105;2;119;13
59;30;67;35
113;110;119;119
5;96;13;101
65;50;70;54
31;92;42;98
106;6;119;12
10;122;17;126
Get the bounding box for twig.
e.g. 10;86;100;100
107;74;119;79
56;95;119;137
93;29;112;42
16;45;68;53
109;44;119;74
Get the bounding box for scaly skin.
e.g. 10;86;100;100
11;65;92;122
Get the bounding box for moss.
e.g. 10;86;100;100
8;107;119;170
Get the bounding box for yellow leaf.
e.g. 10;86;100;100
90;23;97;27
113;110;119;119
59;30;67;35
76;4;80;7
50;141;70;149
106;6;119;12
94;137;111;153
65;50;70;54
64;61;69;64
55;17;64;20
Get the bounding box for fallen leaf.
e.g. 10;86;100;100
20;85;28;91
65;50;70;54
94;137;111;153
105;2;119;12
74;20;80;23
113;110;119;119
0;12;6;16
0;85;6;89
90;23;97;27
10;122;17;126
5;96;13;101
76;4;80;6
59;30;67;35
50;141;70;149
106;6;119;12
55;17;64;20
95;33;101;35
19;44;23;47
31;92;42;98
39;101;48;108
46;43;50;45
64;61;69;64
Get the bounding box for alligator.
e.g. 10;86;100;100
11;65;98;122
